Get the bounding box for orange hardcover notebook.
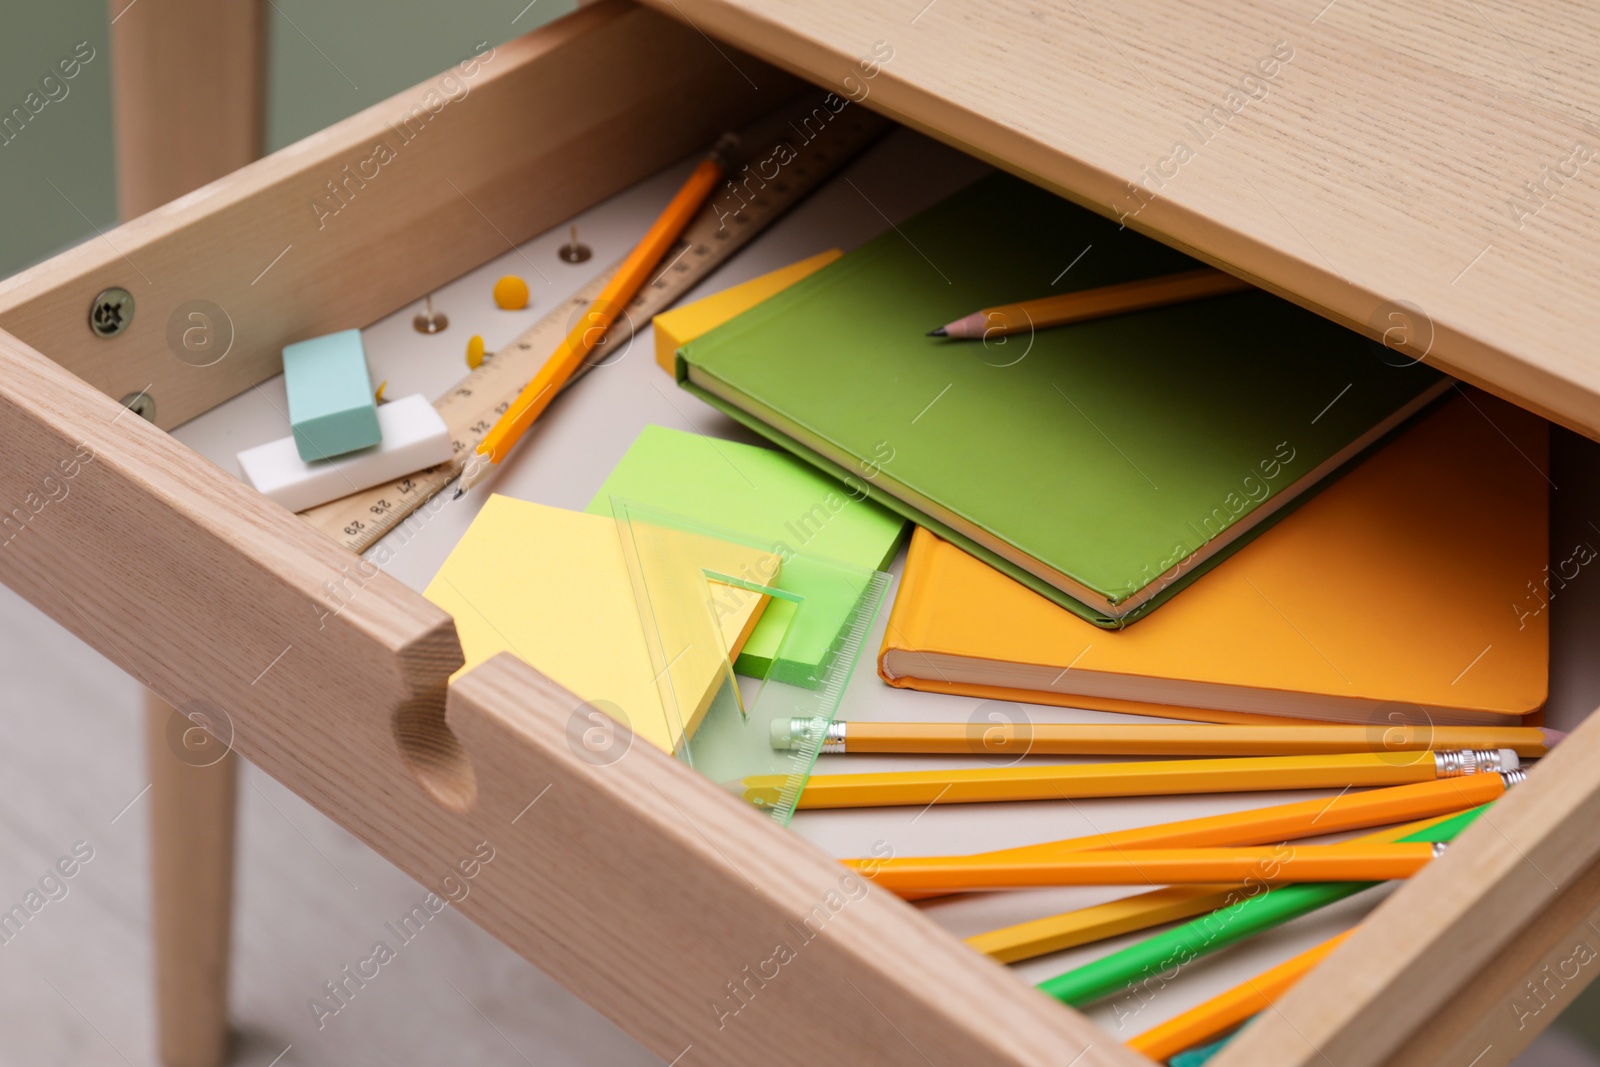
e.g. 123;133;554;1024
880;392;1549;725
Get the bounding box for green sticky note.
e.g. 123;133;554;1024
283;329;381;461
587;425;905;682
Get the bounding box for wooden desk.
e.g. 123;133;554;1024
2;4;1598;1066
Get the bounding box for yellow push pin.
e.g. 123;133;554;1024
466;334;485;369
374;380;388;404
492;275;529;310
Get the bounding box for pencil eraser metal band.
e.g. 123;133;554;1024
771;717;845;753
1435;748;1520;777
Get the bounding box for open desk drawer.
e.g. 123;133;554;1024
0;4;1596;1066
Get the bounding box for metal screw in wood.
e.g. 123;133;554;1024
90;287;135;338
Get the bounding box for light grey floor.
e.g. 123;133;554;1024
0;579;657;1066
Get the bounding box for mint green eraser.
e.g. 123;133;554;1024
282;329;382;461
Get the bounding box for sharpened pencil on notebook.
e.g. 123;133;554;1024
744;749;1520;809
926;267;1251;338
777;719;1559;758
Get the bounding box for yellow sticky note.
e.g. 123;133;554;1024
653;249;843;373
425;496;773;752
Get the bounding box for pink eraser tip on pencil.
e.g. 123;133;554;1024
1539;727;1568;748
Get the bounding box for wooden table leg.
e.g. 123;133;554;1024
109;4;262;1063
145;692;239;1067
109;0;264;219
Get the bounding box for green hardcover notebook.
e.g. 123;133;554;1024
586;425;905;681
677;173;1447;627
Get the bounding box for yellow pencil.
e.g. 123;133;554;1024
749;749;1519;809
781;719;1557;758
969;886;1240;963
966;812;1457;963
1127;928;1356;1061
455;149;727;497
868;842;1439;890
851;774;1504;900
927;267;1250;339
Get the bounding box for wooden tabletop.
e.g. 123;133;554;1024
643;0;1600;439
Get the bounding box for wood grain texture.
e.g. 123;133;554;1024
0;319;464;848
146;691;239;1067
638;0;1600;441
111;8;265;1061
110;0;265;218
440;653;1146;1067
0;1;794;429
1212;706;1600;1067
1379;854;1600;1067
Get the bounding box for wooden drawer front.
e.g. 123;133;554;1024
444;656;1133;1066
0;319;468;847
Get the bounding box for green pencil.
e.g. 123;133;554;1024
1037;805;1488;1007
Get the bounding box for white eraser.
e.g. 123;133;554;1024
238;393;452;513
1499;749;1520;771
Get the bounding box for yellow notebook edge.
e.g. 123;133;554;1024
653;249;844;373
878;529;1292;725
879;529;1546;727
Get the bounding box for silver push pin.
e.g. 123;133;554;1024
558;224;591;264
412;294;448;334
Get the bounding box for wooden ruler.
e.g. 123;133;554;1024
301;98;892;553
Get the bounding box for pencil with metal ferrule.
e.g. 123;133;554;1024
454;147;729;498
846;773;1505;898
1127;928;1355;1061
777;718;1559;759
862;842;1442;892
1035;804;1488;1007
926;267;1250;338
753;749;1519;809
965;808;1468;964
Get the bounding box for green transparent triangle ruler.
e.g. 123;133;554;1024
610;497;890;825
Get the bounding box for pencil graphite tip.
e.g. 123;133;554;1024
926;327;948;337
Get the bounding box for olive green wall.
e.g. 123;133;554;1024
0;5;114;278
0;0;575;279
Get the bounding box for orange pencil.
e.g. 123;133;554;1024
849;773;1506;900
965;811;1463;963
927;267;1250;339
1127;928;1356;1061
455;148;727;496
863;842;1440;893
